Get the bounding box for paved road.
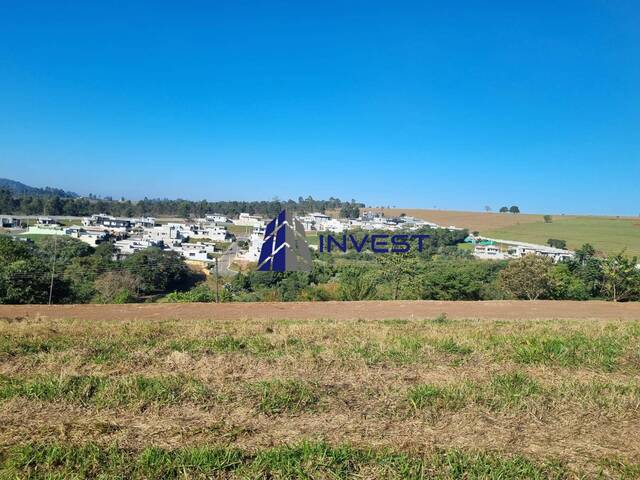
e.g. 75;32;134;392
215;241;239;276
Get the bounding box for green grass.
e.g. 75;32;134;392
167;334;319;357
483;216;640;257
248;379;320;414
0;335;71;356
0;375;211;408
343;336;425;365
408;372;542;413
0;441;578;479
492;332;626;371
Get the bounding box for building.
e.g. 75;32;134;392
507;245;574;263
189;224;229;242
83;214;131;230
233;213;264;227
25;224;66;235
171;242;215;262
142;224;187;246
205;214;229;223
308;212;331;226
132;217;156;229
112;239;157;260
474;242;507;260
0;216;20;228
63;226;108;246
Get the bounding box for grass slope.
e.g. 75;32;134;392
1;315;640;478
483;216;640;257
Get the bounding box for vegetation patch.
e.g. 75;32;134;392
0;374;211;409
499;333;626;371
342;336;425;365
247;379;320;414
410;373;543;413
0;441;574;479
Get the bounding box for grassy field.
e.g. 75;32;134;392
1;314;640;478
483;216;640;257
381;208;640;257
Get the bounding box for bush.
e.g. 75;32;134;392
498;255;555;300
165;285;217;303
94;271;141;303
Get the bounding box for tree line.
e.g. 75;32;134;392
2;227;639;305
0;190;364;219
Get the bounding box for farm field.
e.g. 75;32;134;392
483;217;640;258
382;208;640;257
1;302;640;478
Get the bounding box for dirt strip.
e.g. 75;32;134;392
1;300;640;321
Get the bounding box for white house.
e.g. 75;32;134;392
323;218;347;233
507;245;574;263
474;243;507;260
308;212;331;227
112;239;157;259
171;242;215;263
205;214;229;223
142;224;187;246
233;213;264;227
189;224;229;242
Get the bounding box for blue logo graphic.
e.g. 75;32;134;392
257;210;312;272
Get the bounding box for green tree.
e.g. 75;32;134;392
499;206;509;213
601;253;640;301
509;205;520;214
376;254;419;300
498;255;555;300
123;248;192;294
547;238;567;249
337;265;378;300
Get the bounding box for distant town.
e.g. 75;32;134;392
0;209;575;269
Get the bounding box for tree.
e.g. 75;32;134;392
123;248;192;294
547;238;567;249
339;203;360;219
509;205;520;214
94;271;141;303
376;254;419;300
575;243;596;264
337;265;378;300
498;255;555;300
484;205;491;212
499;207;509;213
601;253;640;302
543;215;552;223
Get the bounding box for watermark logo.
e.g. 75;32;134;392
257;209;312;272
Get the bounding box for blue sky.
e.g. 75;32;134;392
0;1;638;215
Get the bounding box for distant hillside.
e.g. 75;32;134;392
382;208;640;257
0;178;77;198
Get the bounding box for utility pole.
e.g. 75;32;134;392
48;234;58;305
214;256;220;303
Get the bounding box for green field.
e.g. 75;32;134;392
483;216;640;257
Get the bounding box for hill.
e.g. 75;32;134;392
0;178;77;198
383;208;640;257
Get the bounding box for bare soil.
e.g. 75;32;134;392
1;300;640;322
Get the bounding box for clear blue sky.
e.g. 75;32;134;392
0;1;638;215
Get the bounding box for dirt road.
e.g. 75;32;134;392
1;300;640;321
